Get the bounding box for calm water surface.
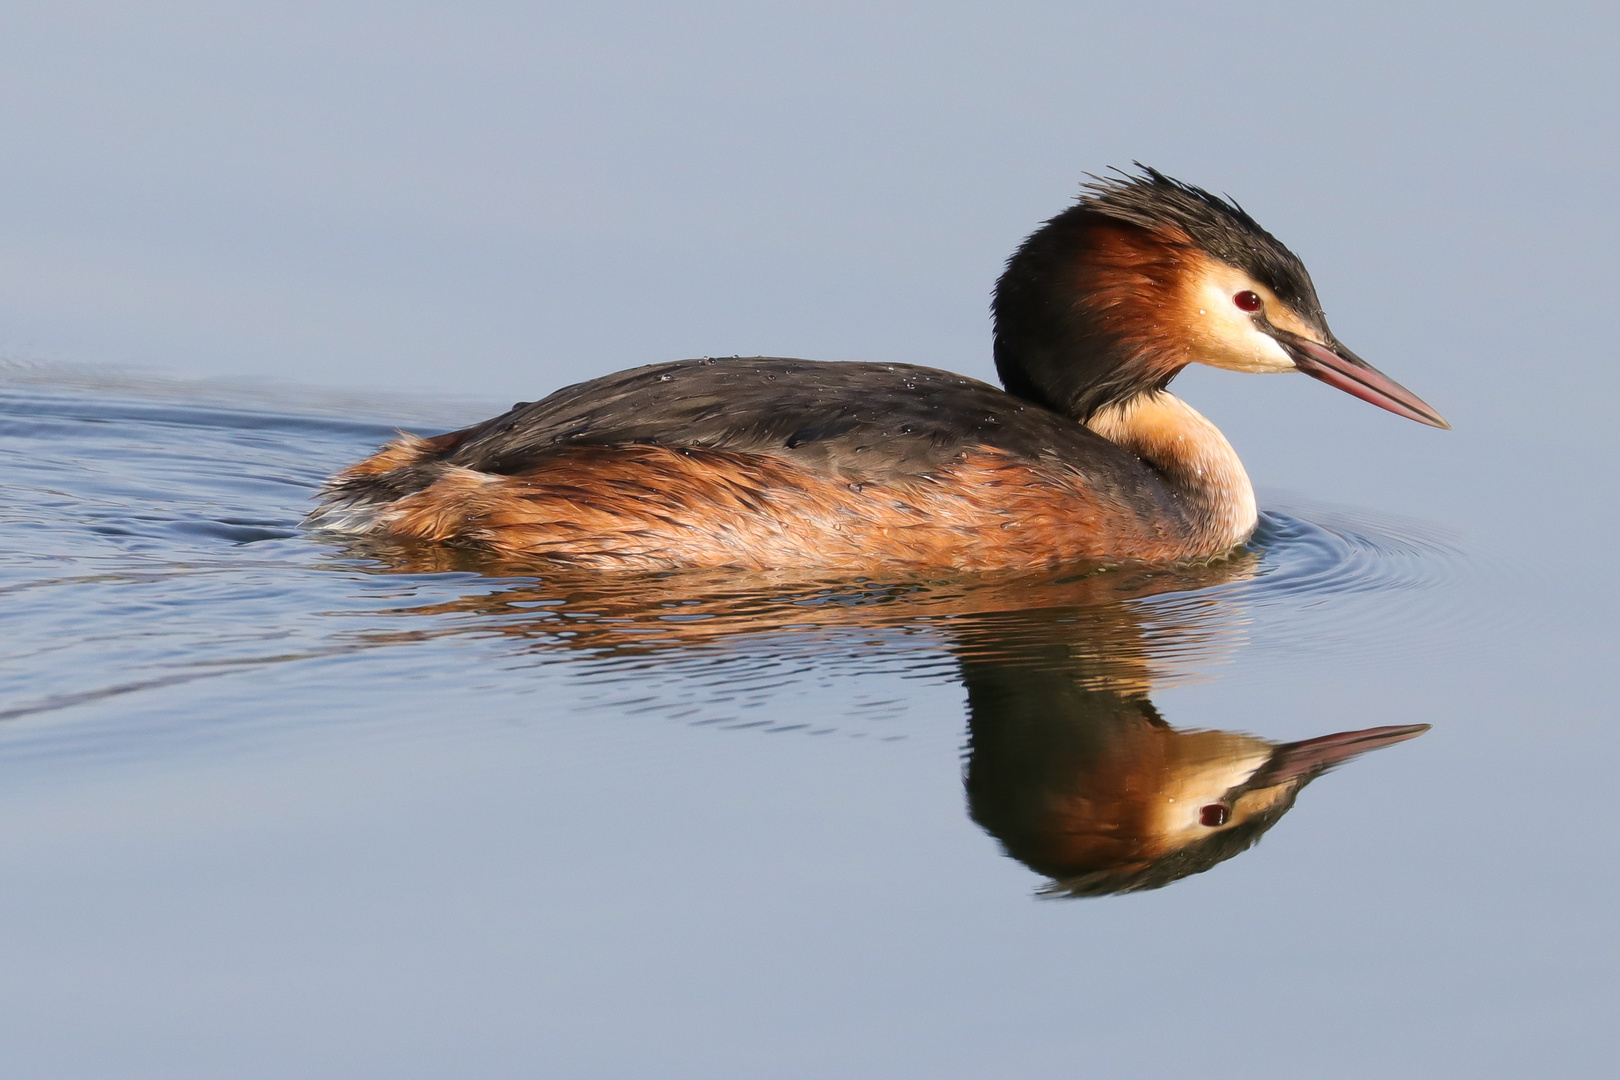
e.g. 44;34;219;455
0;370;1610;1078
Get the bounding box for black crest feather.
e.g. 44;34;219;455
1079;164;1322;318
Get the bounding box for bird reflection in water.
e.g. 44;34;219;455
959;634;1425;896
341;537;1428;897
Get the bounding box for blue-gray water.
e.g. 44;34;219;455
2;367;1610;1077
1;3;1615;1073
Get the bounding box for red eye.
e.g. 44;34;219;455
1233;291;1263;312
1199;804;1229;827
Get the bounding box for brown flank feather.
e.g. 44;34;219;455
344;440;1203;571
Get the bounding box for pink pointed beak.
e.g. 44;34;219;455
1249;723;1431;787
1271;331;1451;430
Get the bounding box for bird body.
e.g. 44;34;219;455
311;357;1253;570
310;168;1446;571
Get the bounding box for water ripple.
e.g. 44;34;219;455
0;370;1475;757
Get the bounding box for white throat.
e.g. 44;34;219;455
1085;392;1258;554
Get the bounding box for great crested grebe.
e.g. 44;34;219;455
310;168;1447;571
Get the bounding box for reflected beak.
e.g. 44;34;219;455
1248;723;1431;787
1270;330;1451;430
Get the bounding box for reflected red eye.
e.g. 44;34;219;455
1233;291;1263;312
1199;804;1229;827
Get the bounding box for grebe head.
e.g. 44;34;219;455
993;166;1449;429
997;722;1431;898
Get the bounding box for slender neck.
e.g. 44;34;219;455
1085;391;1257;554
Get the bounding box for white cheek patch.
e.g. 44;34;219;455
1155;750;1272;836
1190;275;1299;374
